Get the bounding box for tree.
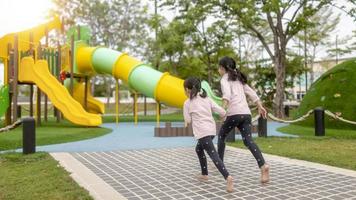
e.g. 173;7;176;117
51;0;149;53
296;7;340;83
253;55;305;107
189;0;343;117
156;0;237;85
327;35;353;64
51;0;149;102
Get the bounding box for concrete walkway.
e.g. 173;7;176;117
52;146;356;200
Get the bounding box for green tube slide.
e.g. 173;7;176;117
90;47;164;99
128;64;163;98
75;44;221;109
201;80;222;106
92;48;122;75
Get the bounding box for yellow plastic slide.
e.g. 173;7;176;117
72;82;105;114
18;57;101;126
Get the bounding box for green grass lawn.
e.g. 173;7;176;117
228;124;356;171
103;112;184;123
0;119;111;151
105;103;159;114
0;153;92;200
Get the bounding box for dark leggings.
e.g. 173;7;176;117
218;114;265;168
196;136;229;179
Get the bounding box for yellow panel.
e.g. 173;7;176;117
76;45;98;75
112;53;142;82
73;82;105;114
19;57;101;126
154;73;187;108
0;16;61;61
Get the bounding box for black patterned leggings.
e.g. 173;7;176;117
196;135;229;179
218;114;266;168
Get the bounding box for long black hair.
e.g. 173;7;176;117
219;56;247;84
184;77;207;100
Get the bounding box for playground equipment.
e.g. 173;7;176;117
0;17;220;127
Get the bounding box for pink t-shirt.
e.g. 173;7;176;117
220;73;260;116
183;95;226;140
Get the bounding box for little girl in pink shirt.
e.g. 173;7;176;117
183;77;234;193
217;56;270;183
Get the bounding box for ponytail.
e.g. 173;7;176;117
200;88;207;98
219;56;247;84
190;85;199;99
184;77;207;100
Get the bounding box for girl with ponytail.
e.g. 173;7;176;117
183;77;234;193
217;56;270;183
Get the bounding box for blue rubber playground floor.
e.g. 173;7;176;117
35;121;295;152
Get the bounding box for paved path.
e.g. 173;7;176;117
52;146;356;200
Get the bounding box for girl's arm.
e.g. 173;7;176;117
210;98;226;119
183;101;192;127
243;84;267;118
221;78;231;110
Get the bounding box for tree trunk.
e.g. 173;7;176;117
310;45;316;84
207;55;213;85
273;51;286;118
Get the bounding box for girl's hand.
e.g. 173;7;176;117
258;105;267;119
256;101;267;119
221;114;227;122
222;99;229;110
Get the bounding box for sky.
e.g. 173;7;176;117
0;0;355;84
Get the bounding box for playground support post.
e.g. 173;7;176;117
314;107;325;136
5;43;12;126
41;32;48;122
30;85;33;116
17;105;21;118
134;92;138;125
36;41;42;126
84;76;88;110
156;101;160;127
12;34;19;123
115;79;119;125
56;42;61;122
144;96;147;116
36;86;41;126
70;35;74;95
29;32;34;117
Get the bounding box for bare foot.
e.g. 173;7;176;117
261;164;270;183
226;175;234;193
197;175;209;181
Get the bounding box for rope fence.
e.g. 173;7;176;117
251;109;356;126
0;119;22;133
267;110;314;123
325;110;356;125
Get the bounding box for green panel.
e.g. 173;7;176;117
66;26;91;43
92;48;122;75
0;85;10;117
201;80;222;106
128;64;163;98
